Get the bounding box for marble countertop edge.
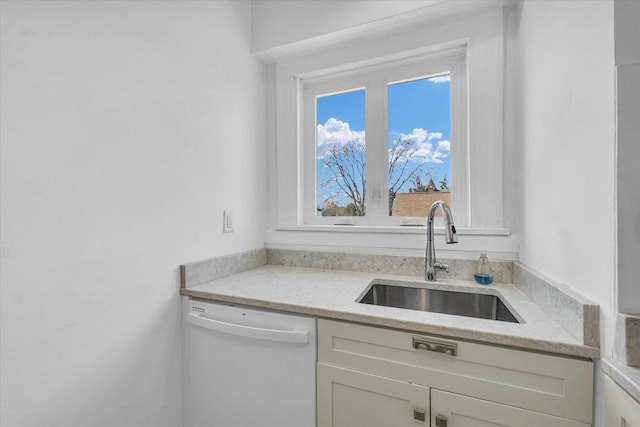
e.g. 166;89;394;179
180;265;599;360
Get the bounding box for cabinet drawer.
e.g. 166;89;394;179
318;319;593;424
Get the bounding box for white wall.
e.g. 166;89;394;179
509;4;616;424
0;1;266;426
511;0;615;355
252;0;444;56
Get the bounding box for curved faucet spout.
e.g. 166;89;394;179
426;200;458;281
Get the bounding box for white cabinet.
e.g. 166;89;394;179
317;319;593;427
431;390;589;427
605;374;640;427
317;364;429;427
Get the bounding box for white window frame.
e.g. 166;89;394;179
301;48;468;227
267;8;513;257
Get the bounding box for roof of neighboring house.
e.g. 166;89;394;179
391;191;451;217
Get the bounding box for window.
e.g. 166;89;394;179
316;89;366;217
301;49;468;226
388;76;451;218
269;8;508;251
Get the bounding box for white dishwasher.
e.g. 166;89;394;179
183;298;317;427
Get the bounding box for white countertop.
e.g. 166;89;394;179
181;264;599;359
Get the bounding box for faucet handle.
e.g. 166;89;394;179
434;262;449;273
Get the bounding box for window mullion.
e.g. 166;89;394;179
302;84;317;224
364;78;388;221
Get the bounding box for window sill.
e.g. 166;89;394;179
265;225;519;260
274;224;511;236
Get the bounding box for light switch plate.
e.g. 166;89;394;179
223;210;233;233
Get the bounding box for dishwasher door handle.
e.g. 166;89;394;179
187;312;309;344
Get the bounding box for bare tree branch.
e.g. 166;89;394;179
320;135;430;217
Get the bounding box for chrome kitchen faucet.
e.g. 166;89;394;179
425;200;458;281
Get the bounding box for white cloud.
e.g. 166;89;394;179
399;128;428;145
427;132;443;141
428;74;450;84
431;139;451;163
316;118;365;158
317;120;449;164
391;128;450;164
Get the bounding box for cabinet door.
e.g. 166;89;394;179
317;363;429;427
431;389;590;427
318;319;592;424
605;375;640;427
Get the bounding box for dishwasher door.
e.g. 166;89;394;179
183;299;317;427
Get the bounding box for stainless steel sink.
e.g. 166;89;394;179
358;282;520;323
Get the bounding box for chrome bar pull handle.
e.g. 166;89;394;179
412;336;457;356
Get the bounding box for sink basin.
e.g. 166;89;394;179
358;282;520;323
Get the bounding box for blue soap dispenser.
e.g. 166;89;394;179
474;250;494;285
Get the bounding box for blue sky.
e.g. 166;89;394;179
316;74;450;210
